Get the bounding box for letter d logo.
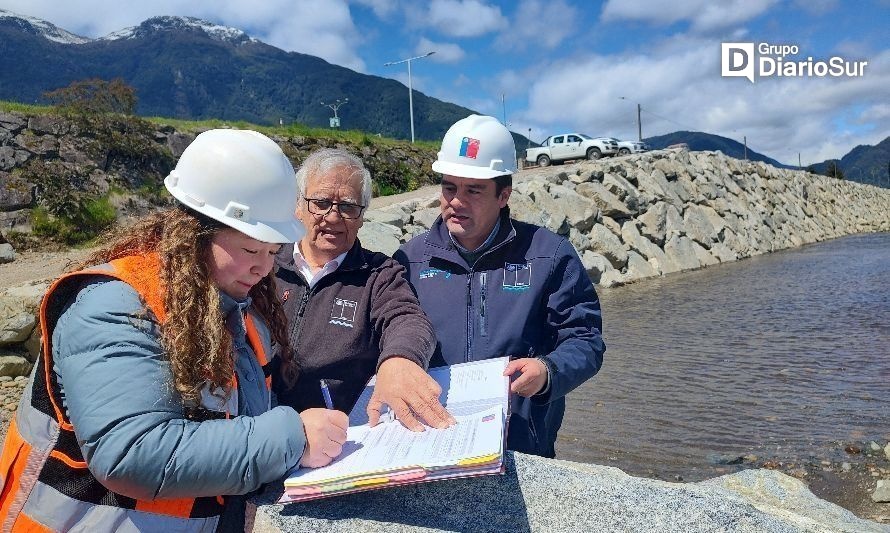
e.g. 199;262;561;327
722;42;755;83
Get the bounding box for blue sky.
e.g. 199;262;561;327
2;0;888;165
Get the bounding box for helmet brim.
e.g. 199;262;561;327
167;183;306;244
432;159;513;180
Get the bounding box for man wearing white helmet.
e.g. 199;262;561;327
395;115;605;458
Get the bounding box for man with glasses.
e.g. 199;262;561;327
274;149;454;431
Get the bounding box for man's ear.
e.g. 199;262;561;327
498;187;512;209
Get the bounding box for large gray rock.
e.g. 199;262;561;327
252;452;883;533
411;207;441;230
683;204;725;249
0;243;15;264
574;181;631;220
546;185;599;232
580;251;612;283
624;250;659;282
621;222;667;273
637;203;683;245
636;168;683;207
873;480;890;503
0;309;36;346
588;225;628;269
357;221;402;256
363;209;406;229
0;146;30;171
0;282;47;346
0;355;31;377
662;235;702;274
27;115;71;136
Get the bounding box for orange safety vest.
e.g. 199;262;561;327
0;254;272;532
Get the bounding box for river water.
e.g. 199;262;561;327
558;232;890;481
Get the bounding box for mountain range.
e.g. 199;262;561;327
643;131;788;168
0;9;885;187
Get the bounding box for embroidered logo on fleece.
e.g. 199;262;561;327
503;262;531;291
329;298;358;328
281;289;290;302
419;268;452;280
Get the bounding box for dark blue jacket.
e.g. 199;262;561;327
394;208;605;457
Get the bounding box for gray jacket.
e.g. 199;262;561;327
52;277;305;501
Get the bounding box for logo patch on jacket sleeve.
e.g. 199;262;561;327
330;298;358;327
419;268;452;280
503;262;531;291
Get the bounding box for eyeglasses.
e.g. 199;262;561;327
304;198;366;219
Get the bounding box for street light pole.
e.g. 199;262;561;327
384;51;435;143
320;98;349;128
619;97;642;141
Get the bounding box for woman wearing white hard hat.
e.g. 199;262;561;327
0;129;347;531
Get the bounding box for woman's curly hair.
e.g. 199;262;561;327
75;206;298;404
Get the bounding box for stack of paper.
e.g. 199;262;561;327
280;357;510;503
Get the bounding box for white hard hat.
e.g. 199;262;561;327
432;115;515;179
164;129;305;244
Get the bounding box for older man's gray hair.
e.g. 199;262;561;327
295;149;372;208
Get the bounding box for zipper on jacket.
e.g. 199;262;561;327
296;289;311;318
479;272;487;338
290;287;313;351
465;274;473;362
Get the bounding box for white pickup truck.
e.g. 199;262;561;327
525;133;617;166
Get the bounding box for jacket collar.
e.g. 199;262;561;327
275;239;371;275
425;207;516;267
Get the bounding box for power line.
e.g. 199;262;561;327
640;108;699;133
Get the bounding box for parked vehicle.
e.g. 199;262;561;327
590;137;619;155
525;133;617;166
597;137;648;155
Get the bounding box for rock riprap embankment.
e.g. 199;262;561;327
358;149;890;288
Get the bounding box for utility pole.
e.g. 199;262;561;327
501;93;507;126
743;136;748;161
619;97;642;141
798;153;802;170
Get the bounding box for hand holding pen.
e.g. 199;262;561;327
297;380;348;468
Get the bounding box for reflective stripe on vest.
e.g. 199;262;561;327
0;254;271;531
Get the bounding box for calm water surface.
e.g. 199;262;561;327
558;232;890;480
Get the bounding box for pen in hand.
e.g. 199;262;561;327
320;379;334;410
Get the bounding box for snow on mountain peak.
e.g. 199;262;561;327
100;16;257;45
0;9;91;44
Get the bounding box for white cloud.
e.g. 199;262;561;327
425;0;507;37
515;40;890;164
495;0;578;51
601;0;779;33
415;37;465;63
